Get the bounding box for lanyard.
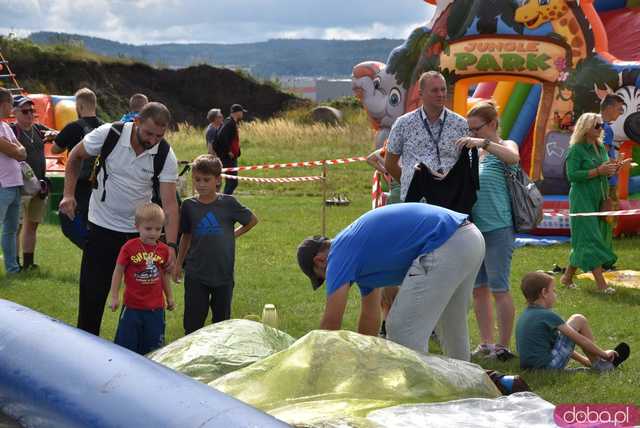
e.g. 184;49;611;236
421;110;448;171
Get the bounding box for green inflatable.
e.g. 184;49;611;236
148;319;295;384
211;330;500;426
500;83;532;139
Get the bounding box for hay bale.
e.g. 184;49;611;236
311;106;343;125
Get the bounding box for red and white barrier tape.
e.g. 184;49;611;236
371;171;383;209
221;174;324;183
544;209;640;218
222;156;367;172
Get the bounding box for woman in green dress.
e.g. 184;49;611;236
560;113;621;294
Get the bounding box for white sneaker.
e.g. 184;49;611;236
592;358;615;372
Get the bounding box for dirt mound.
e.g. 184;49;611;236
10;59;304;126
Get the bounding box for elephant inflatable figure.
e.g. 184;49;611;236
352;61;407;148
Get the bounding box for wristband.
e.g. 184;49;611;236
482;139;491;149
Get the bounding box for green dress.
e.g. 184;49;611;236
565;141;617;272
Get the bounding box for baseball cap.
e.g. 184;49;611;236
13;95;34;108
297;235;329;290
230;104;247;113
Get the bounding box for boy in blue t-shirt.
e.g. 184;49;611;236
515;272;629;371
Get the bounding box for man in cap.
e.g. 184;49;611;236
297;203;485;361
10;95;57;269
215;104;247;195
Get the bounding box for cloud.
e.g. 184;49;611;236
0;0;434;44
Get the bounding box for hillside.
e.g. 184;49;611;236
1;37;303;126
29;32;403;78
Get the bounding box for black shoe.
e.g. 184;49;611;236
494;347;517;362
553;264;566;274
613;343;630;367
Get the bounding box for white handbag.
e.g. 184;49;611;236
20;162;41;196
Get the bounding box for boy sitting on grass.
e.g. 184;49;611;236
174;155;257;335
515;271;629;371
109;202;175;355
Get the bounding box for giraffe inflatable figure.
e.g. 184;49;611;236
514;0;591;65
514;0;596;142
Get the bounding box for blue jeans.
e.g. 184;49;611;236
474;226;515;293
0;186;21;273
547;332;575;369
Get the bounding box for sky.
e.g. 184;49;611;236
0;0;435;45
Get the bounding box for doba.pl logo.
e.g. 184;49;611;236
555;404;639;427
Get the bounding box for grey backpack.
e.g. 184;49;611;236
504;165;544;232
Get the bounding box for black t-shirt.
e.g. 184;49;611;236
55;117;104;182
12;123;47;180
54;117;104;152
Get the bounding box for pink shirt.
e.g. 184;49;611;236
0;122;23;188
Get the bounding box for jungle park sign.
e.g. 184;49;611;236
441;36;570;82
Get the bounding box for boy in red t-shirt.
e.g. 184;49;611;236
109;203;175;354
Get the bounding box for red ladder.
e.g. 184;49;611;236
0;50;25;95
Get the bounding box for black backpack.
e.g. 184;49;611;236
90;122;170;206
77;118;104;181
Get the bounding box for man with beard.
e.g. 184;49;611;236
59;102;179;336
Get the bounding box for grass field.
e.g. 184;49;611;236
1;109;639;406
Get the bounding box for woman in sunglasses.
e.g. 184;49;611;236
454;101;520;361
560;113;632;294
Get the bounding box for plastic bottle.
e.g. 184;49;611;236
261;304;278;328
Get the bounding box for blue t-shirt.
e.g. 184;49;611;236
325;203;467;296
120;112;139;123
602;122;617;186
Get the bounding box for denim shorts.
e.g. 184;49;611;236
474;226;515;293
547;332;576;369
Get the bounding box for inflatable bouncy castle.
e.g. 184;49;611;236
354;0;640;236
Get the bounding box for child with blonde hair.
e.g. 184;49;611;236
109;202;174;354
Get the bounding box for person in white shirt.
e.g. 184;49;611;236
59;102;179;336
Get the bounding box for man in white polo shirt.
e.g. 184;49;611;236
59;102;179;336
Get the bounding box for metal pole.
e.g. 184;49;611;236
322;163;327;236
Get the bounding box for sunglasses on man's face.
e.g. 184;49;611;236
20;109;35;115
